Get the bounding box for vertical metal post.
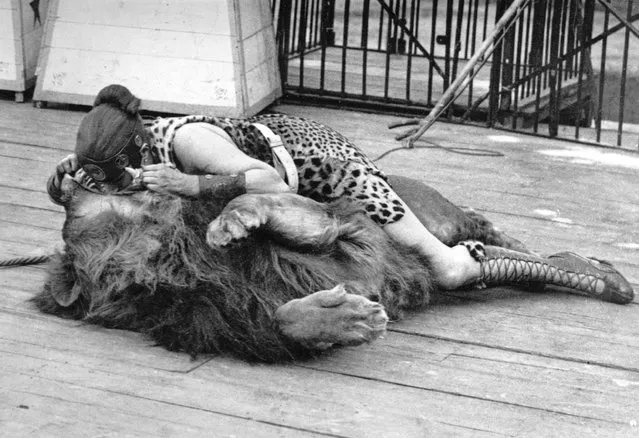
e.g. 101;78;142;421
406;0;417;100
297;0;309;89
548;0;563;137
276;0;293;93
575;0;595;139
427;0;438;104
595;8;609;143
443;0;454;91
383;0;395;98
362;0;370;95
488;0;506;127
531;0;547;132
617;0;633;147
500;0;515;113
341;0;351;94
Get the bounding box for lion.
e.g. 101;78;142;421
32;171;534;362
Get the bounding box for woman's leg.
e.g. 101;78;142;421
383;205;480;290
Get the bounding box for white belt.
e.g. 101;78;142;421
252;123;299;194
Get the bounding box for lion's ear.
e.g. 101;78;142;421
52;282;82;307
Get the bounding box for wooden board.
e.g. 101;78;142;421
33;0;281;116
0;0;49;94
1;98;638;436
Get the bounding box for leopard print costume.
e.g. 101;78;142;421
145;113;406;226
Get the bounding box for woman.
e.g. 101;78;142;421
48;84;633;302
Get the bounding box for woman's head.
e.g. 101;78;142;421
76;84;147;183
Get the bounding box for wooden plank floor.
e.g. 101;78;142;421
1;97;638;437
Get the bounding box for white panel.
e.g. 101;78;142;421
0;8;16;81
56;0;232;36
243;27;277;72
246;58;278;106
0;0;14;10
22;28;44;78
40;49;237;107
48;21;234;63
238;0;271;39
0;59;17;81
0;7;14;37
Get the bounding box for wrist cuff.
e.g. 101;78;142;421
197;173;246;200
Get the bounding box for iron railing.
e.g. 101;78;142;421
272;0;638;150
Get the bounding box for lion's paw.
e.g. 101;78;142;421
274;284;388;350
206;198;268;247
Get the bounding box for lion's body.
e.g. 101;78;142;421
34;181;438;361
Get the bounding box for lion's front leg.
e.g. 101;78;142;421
274;284;388;350
206;193;340;248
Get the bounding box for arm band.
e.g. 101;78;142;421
197;173;246;200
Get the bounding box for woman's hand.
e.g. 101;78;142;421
51;154;79;189
141;164;199;197
56;154;79;177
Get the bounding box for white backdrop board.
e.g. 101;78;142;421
0;0;50;101
33;0;281;116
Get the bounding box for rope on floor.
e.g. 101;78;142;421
0;254;50;267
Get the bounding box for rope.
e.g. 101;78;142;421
0;254;50;267
372;140;504;162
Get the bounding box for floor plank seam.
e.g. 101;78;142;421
296;364;627;426
10;372;351;438
388;329;639;373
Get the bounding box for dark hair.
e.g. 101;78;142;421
93;84;141;116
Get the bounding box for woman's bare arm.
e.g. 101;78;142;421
143;123;291;196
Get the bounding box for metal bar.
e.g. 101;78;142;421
444;0;454;90
597;0;639;40
383;0;394;98
543;1;552;89
566;0;577;79
378;1;385;50
468;0;480;108
575;0;595;139
464;0;473;59
275;0;292;92
291;0;299;52
428;0;438;104
406;0;417;100
492;12;639;92
531;0;547;133
297;0;309;88
395;0;531;142
391;0;400;53
450;0;466;118
414;0;421;54
548;0;563;137
489;0;506;126
341;0;351;94
483;0;490;40
375;0;447;78
362;0;370;95
617;0;633;146
512;0;525;128
500;0;516;113
595;8;609;143
523;3;531;97
319;0;330;90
